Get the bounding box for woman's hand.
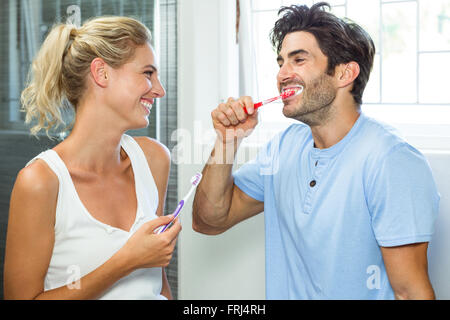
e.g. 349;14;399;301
119;215;181;271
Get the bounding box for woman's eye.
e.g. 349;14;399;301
144;71;154;77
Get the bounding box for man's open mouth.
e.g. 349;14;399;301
281;85;304;99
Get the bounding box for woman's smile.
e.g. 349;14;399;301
140;98;153;115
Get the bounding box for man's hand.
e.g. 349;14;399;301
211;96;259;144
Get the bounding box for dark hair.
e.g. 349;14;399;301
270;2;375;106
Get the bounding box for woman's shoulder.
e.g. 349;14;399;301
10;159;59;225
132;136;170;161
132;136;171;174
15;159;59;196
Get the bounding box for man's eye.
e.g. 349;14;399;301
295;58;304;63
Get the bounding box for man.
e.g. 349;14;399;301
192;2;439;299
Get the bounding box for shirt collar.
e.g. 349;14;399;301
309;113;367;159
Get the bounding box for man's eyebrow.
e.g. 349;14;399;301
277;49;310;62
288;49;310;58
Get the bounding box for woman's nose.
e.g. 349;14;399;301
152;78;166;98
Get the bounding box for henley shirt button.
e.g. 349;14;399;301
309;180;316;187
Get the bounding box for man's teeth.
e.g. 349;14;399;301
141;101;153;111
282;86;302;93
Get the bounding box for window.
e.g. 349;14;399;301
243;0;450;150
0;0;179;299
1;0;159;138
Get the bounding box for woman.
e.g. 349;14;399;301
3;16;181;299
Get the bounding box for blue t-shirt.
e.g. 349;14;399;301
233;113;440;299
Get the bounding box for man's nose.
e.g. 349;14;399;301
277;63;296;83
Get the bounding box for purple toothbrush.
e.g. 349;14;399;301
156;172;203;234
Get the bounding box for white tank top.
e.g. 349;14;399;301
26;134;166;300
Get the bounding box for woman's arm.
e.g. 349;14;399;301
4;160;131;299
134;136;174;299
4;160;58;299
161;268;173;299
33;216;179;300
4;159;180;300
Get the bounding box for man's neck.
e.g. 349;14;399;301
310;107;361;149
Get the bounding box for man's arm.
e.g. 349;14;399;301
192;140;264;235
381;242;435;300
192;97;264;235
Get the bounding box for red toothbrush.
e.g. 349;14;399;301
243;86;303;114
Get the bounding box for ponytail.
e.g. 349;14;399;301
21;16;152;136
21;24;77;136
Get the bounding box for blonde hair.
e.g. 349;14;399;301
21;16;152;135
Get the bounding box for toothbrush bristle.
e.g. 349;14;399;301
281;86;303;99
281;89;296;99
191;173;203;186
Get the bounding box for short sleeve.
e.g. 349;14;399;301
232;134;281;202
367;143;440;247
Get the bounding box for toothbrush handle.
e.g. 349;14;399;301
157;200;184;234
243;102;262;114
243;96;280;114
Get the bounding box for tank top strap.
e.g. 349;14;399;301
25;149;72;235
120;134;159;215
26;149;68;181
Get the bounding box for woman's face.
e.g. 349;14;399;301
106;43;165;130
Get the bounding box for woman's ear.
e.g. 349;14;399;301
90;57;109;88
337;61;360;88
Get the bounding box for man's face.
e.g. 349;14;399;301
276;31;337;126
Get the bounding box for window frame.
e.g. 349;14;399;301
242;0;450;151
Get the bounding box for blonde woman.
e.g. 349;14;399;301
3;16;181;300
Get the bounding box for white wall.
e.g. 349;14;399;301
177;0;450;300
177;0;265;299
425;151;450;299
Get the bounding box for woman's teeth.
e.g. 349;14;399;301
141;100;152;112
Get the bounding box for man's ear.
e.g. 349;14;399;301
336;61;360;88
90;57;109;88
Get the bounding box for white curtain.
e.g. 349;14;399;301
21;0;41;60
238;0;258;98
